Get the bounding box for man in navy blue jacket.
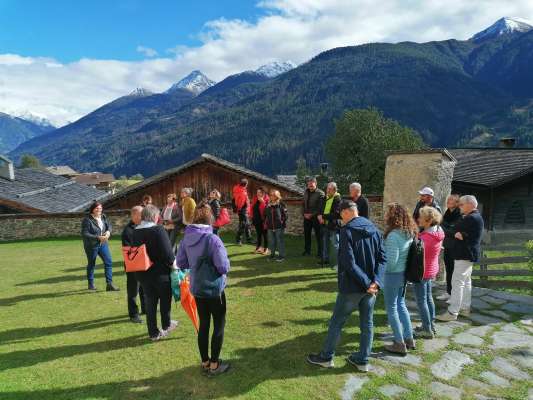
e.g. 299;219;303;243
307;200;385;371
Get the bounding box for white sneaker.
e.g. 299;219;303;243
446;298;452;304
436;293;450;301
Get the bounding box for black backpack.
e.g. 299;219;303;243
405;238;424;283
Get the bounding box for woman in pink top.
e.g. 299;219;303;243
414;206;444;339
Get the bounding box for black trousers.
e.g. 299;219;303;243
195;292;227;363
236;211;251;242
126;272;145;318
165;228;178;247
140;278;172;337
304;216;322;256
253;221;268;249
443;247;455;295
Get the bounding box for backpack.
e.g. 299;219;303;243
191;234;224;298
405;238;424;283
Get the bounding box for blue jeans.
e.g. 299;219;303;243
268;229;285;258
321;227;339;265
383;273;413;343
320;292;376;364
85;242;113;284
413;279;435;331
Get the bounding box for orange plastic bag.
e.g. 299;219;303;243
122;245;153;272
180;276;199;333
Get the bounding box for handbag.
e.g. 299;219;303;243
191;235;224;298
405;238;425;283
214;207;231;228
122;244;153;272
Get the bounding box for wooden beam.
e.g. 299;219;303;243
476;256;529;265
473;269;533;276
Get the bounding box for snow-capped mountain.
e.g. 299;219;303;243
255;61;296;78
128;87;153;97
166;70;216;95
471;17;532;42
15;111;56;129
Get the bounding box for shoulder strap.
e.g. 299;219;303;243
202;234;212;258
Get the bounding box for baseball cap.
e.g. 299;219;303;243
418;187;434;196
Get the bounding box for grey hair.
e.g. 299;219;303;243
181;187;193;196
327;181;337;191
460;195;478;208
142;204;160;222
131;205;143;214
349;182;362;191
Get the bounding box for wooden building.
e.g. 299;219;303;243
450;148;533;232
103;153;303;210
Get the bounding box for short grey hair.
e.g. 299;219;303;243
349;182;362;191
460;195;478;208
142;204;160;222
181;187;193;196
131;205;143;214
327;181;337;191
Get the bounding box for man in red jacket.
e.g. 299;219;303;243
233;178;252;245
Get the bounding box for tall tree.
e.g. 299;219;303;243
19;154;43;169
325;108;424;194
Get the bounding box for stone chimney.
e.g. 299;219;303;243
499;137;516;148
0;155;15;181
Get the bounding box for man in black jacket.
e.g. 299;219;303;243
349;182;369;219
437;195;484;322
121;206;146;323
437;194;462;300
302;177;325;257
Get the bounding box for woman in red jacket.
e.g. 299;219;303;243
414;206;444;339
249;187;270;254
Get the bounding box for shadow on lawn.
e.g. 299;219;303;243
0;315;127;344
16;262;125;286
0;331;360;400
0;289;94;307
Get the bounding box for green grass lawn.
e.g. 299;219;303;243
0;234;393;400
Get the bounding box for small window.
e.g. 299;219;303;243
504;201;525;224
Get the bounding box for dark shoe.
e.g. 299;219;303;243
106;283;120;291
88;283;97;291
307;353;334;368
207;360;231;377
275;257;285;262
130;315;143;324
405;338;416;350
302;251;310;256
346;356;369;372
413;326;434;339
385;341;407;356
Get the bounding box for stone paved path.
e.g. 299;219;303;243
339;283;533;400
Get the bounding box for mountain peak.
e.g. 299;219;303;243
255;61;296;78
471;17;533;42
128;87;153;97
167;70;216;95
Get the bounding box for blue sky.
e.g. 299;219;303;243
0;0;262;61
0;0;532;126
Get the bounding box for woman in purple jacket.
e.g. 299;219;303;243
176;202;231;377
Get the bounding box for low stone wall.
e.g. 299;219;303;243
0;198;383;242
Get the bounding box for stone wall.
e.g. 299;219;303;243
0;211;131;242
383;150;456;214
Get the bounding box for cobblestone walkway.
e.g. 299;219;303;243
340;283;533;400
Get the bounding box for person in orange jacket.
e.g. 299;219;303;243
232;178;252;245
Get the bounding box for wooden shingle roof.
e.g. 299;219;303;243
450;148;533;188
104;153;304;204
0;168;109;213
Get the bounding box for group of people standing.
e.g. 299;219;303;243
307;186;484;370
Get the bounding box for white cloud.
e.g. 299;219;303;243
136;45;159;57
1;0;532;127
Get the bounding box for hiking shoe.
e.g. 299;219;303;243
436;293;450;301
405;338;416;350
346;356;369;372
88;283;97;291
130;315;143;324
307;353;334;368
164;320;178;334
106;283;120;291
207;360;231;377
384;341;407;356
150;330;167;341
436;311;458;322
413;327;434;339
460;308;471;317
